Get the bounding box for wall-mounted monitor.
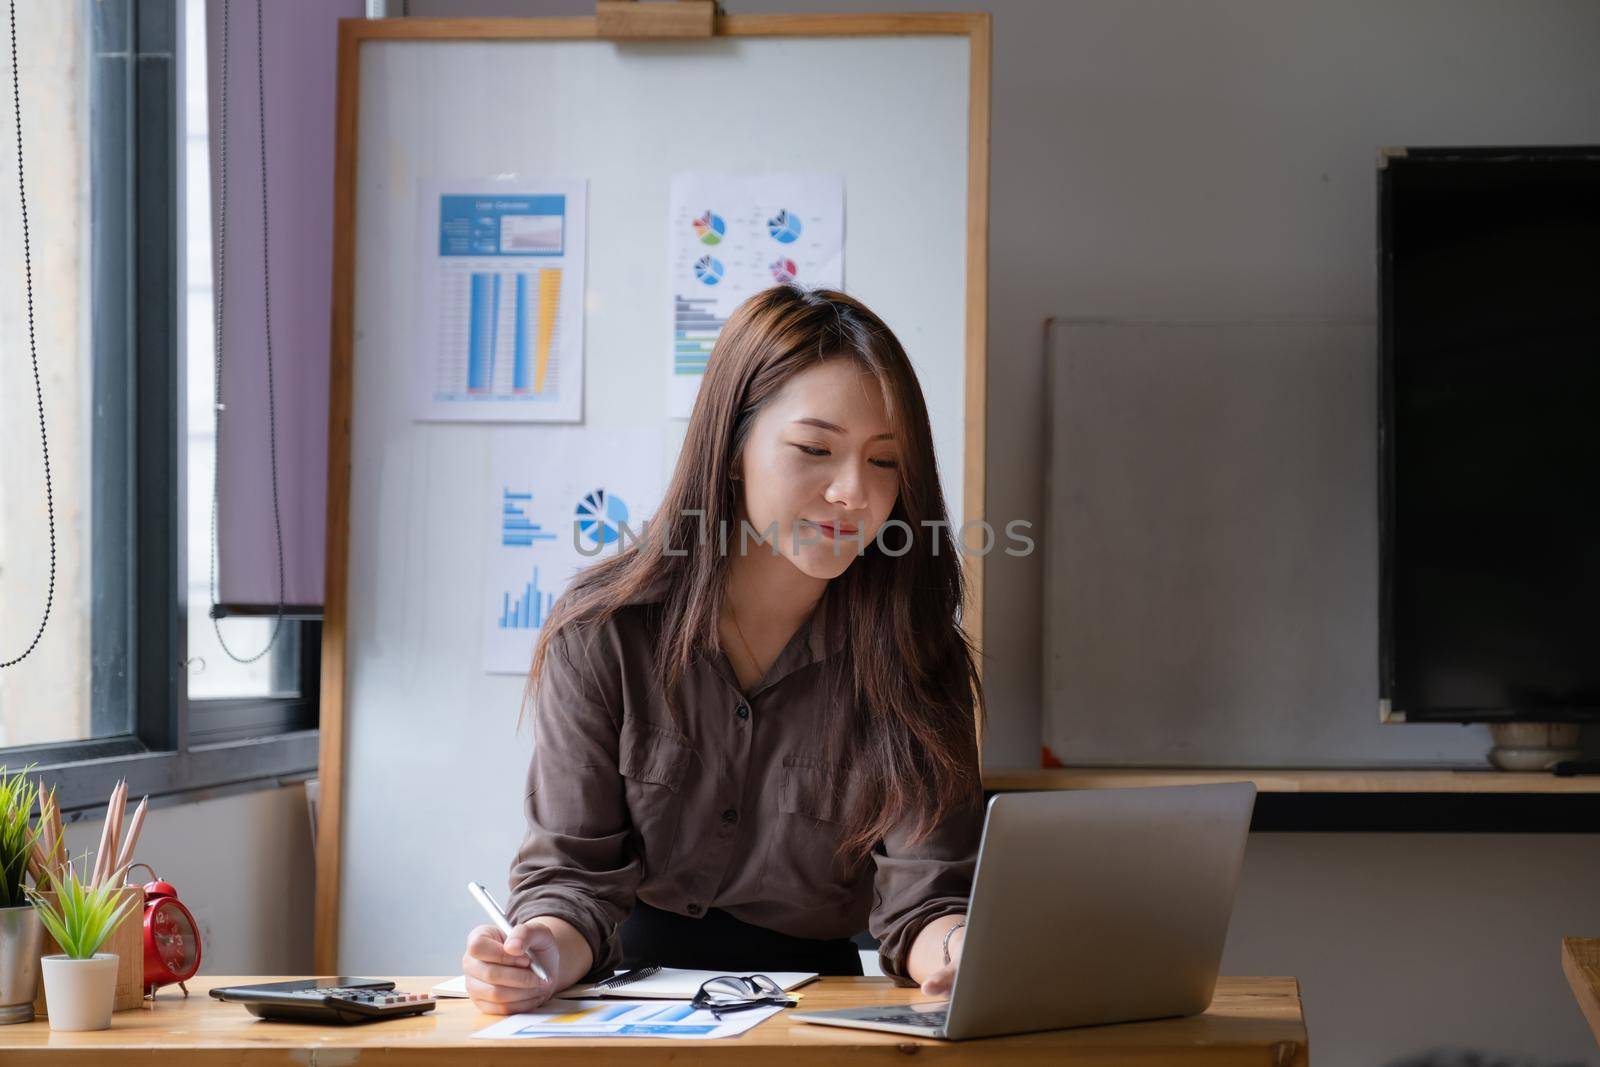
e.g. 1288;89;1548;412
1379;146;1600;723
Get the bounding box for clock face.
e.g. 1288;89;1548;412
151;900;200;979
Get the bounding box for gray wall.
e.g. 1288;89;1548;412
406;0;1600;773
1227;833;1600;1064
204;3;1592;1064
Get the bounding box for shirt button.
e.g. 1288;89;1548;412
721;808;738;824
735;703;750;720
687;903;703;916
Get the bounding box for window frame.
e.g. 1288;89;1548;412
3;0;318;815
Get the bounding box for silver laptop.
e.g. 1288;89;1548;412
791;782;1256;1041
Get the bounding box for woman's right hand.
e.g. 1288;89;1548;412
461;920;561;1014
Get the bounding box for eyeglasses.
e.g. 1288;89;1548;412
690;974;798;1018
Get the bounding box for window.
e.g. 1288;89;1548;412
0;0;317;812
0;2;93;749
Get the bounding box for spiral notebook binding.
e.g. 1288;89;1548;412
594;965;661;990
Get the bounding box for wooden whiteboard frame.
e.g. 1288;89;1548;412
316;13;990;972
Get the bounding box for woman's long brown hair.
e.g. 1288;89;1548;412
526;284;984;861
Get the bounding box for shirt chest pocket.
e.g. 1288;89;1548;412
759;757;865;914
617;719;698;875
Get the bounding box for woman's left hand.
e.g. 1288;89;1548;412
919;924;963;997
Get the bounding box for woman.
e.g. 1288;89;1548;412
462;284;985;1014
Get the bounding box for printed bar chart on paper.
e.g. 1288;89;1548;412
673;295;728;377
456;266;565;397
498;565;556;631
473;998;783;1040
502;488;557;547
667;173;844;418
414;180;586;422
482;427;665;674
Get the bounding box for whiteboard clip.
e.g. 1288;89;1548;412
596;0;716;39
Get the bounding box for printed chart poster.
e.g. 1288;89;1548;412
667;173;844;418
414;179;587;422
473;999;783;1040
482;427;663;674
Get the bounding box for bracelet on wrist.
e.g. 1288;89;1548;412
941;919;967;966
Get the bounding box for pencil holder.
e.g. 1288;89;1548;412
30;888;145;1016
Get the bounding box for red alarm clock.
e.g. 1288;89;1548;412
127;864;202;996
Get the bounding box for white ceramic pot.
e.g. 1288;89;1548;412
39;954;118;1031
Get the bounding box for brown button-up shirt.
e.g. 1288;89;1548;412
506;578;982;985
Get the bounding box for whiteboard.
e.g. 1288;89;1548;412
1042;320;1492;768
328;26;981;974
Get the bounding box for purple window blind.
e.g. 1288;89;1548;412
206;0;361;611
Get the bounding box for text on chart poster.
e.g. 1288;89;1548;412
667;173;844;419
413;179;587;422
482;427;664;674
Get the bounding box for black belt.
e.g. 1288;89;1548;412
620;900;864;976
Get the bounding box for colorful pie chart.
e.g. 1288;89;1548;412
693;211;726;245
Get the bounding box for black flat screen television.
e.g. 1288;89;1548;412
1379;146;1600;723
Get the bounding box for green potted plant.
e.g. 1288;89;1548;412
26;860;138;1031
0;767;45;1025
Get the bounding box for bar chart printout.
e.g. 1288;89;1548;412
674;294;727;377
414;179;587;422
502;488;557;547
499;565;555;630
482;427;665;674
472;999;784;1040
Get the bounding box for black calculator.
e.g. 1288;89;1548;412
209;978;438;1025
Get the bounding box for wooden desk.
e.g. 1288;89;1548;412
0;974;1309;1064
1563;938;1600;1046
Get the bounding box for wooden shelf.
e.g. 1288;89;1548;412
983;767;1600;794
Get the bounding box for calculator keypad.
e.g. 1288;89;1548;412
330;990;432;1006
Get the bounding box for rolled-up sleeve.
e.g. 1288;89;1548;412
506;625;638;982
869;665;985;984
868;768;983;984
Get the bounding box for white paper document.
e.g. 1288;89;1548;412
480;426;664;674
433;968;814;1001
566;968;817;1000
471;998;783;1040
414;178;588;422
667;172;844;418
430;975;468;998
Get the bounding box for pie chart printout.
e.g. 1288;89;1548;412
667;174;845;417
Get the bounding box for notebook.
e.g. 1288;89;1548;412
568;968;818;999
430;968;817;1000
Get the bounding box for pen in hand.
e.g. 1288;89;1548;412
468;881;552;984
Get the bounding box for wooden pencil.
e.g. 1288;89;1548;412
108;780;128;885
113;796;149;875
90;790;116;888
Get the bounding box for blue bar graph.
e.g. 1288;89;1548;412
488;273;502;387
649;1003;698;1022
594;1004;633;1022
502;488;556;547
618;1023;718;1035
468;272;494;392
498;565;555;631
674;294;727;375
513;273;530;392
